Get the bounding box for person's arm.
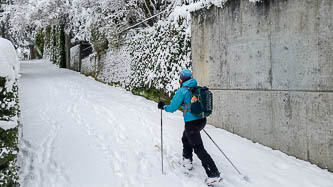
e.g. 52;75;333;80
164;89;184;113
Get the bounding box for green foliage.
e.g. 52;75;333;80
0;127;19;186
132;88;171;103
0;82;19;121
90;27;109;55
58;25;66;68
44;25;66;68
0;78;20;186
51;26;57;63
45;26;52;48
89;18;192;102
35;29;45;56
129;18;192;96
0;77;5;88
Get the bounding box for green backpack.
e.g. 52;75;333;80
183;86;213;117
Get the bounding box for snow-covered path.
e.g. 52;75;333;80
18;60;333;187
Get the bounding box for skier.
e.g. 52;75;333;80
158;69;222;186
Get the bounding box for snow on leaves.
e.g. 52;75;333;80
129;18;191;95
0;38;20;186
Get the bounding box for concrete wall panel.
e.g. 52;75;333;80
192;0;333;171
211;90;333;170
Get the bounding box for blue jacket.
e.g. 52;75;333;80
164;78;203;122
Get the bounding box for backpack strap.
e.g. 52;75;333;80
181;87;192;115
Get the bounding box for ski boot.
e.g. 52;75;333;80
205;173;223;186
179;158;193;171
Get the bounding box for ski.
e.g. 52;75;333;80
154;145;193;176
154;145;225;186
205;177;224;187
169;158;194;177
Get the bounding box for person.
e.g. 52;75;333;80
158;69;222;185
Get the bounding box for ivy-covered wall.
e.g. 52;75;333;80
35;30;45;57
0;77;20;186
43;25;66;68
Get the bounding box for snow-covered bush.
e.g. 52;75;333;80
43;26;52;60
96;46;132;88
75;17;191;99
0;38;20;186
66;0;173;45
129;18;192;95
43;25;66;67
71;4;192;99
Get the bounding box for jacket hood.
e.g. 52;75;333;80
182;78;197;88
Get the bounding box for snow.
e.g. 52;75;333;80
129;19;191;95
171;0;262;20
0;38;20;130
0;38;20;90
0;119;18;131
18;60;333;187
96;47;131;88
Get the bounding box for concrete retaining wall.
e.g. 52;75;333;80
191;0;333;171
70;45;80;72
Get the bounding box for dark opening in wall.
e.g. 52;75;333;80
80;42;93;59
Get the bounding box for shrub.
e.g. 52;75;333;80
129;18;192;96
0;79;20;186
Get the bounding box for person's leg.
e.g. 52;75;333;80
193;144;219;177
181;130;193;161
185;118;220;177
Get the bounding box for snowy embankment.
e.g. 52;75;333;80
0;38;20;130
0;38;20;185
19;60;333;187
0;38;19;86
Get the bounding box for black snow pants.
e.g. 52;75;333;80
182;118;220;177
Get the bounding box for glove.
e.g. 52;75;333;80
158;101;165;109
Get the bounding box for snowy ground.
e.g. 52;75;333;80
18;60;333;187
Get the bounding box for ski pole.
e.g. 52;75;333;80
203;129;250;182
161;109;164;174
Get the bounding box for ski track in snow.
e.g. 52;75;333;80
18;60;333;187
19;83;71;186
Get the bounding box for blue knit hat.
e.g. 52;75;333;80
180;69;192;82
